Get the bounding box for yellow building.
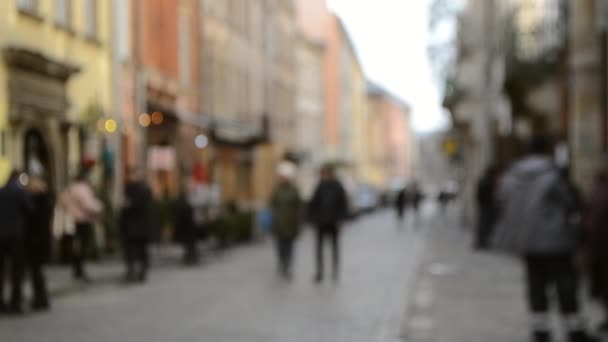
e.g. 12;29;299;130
0;0;113;189
351;56;368;187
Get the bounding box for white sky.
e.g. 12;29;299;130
326;0;450;133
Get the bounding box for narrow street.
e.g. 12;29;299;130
1;211;426;342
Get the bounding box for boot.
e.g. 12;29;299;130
568;330;598;342
533;331;551;342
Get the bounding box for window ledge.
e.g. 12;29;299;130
18;8;44;22
84;34;102;46
54;23;76;36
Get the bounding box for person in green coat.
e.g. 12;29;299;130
270;161;302;281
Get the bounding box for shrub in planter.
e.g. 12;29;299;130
209;209;254;246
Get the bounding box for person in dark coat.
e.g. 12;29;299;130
120;168;154;283
395;188;407;225
25;175;54;311
409;182;423;220
475;165;500;250
308;165;348;283
174;180;198;266
0;170;33;314
583;159;608;333
270;161;302;281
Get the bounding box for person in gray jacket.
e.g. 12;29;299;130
492;136;594;342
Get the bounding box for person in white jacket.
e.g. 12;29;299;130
60;171;102;281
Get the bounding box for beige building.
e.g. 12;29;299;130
201;0;297;205
295;33;325;198
351;58;369;186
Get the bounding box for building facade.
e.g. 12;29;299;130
295;33;325;199
202;0;297;206
115;0;205;205
0;0;113;189
570;0;604;192
366;82;412;190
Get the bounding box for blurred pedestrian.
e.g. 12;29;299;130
175;179;199;266
25;175;54;311
395;187;407;225
409;182;423;220
60;170;102;282
120;168;154;283
437;190;450;213
309;165;348;283
492;136;595;342
582;157;608;335
0;171;32;315
475;165;500;250
269;161;302;281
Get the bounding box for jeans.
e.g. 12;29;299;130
72;223;93;279
275;237;295;276
315;224;340;280
0;239;25;310
124;238;149;281
28;257;49;308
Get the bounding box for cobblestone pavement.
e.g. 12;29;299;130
1;211;425;342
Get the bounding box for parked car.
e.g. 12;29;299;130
354;184;379;214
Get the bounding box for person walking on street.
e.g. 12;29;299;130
309;166;348;284
475;165;500;250
395;187;407;226
60;170;102;282
25;175;54;311
582;157;608;336
409;182;423;222
269;161;302;281
175;179;199;266
120;168;154;283
492;136;596;342
0;171;33;315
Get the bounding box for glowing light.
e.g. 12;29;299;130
195;134;209;149
139;113;151;127
104;119;117;133
151;111;164;125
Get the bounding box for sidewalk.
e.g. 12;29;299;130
42;243;211;298
403;212;602;342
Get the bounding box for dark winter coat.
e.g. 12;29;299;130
0;180;33;240
120;181;154;240
174;194;196;243
270;182;303;239
583;171;608;299
26;191;55;263
308;179;348;226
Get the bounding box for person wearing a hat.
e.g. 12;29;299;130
269;161;302;281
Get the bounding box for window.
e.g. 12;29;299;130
17;0;38;13
55;0;71;27
84;0;97;38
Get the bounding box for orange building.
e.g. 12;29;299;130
119;0;205;199
366;82;413;188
